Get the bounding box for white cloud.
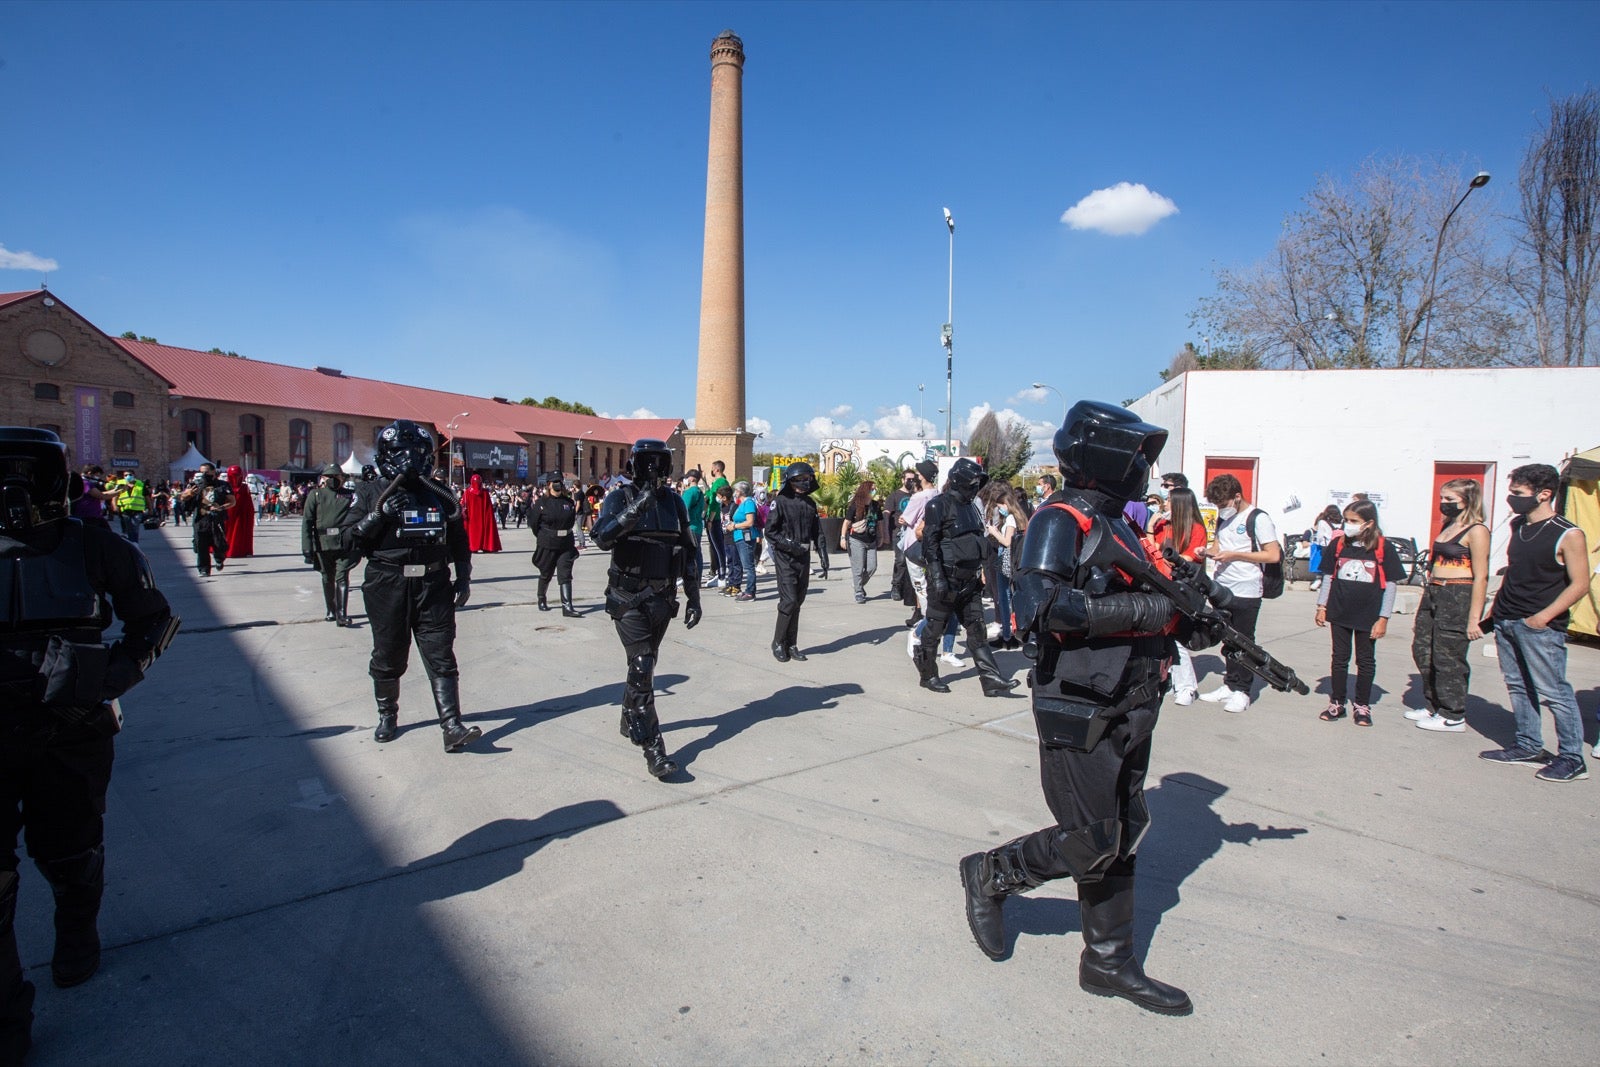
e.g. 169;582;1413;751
625;407;657;419
0;244;59;272
1059;182;1178;236
871;403;933;439
828;404;853;419
745;416;772;439
771;415;869;452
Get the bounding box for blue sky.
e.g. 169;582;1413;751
3;1;1595;453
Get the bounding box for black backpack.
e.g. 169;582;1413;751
1247;509;1285;599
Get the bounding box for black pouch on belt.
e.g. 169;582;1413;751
39;636;112;708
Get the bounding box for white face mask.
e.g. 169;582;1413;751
1218;506;1237;521
1343;521;1365;539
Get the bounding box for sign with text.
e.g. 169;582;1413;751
75;388;101;465
461;440;517;471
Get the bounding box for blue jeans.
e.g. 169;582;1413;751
914;612;958;652
736;538;758;597
119;511;143;543
993;571;1013;639
1495;618;1582;758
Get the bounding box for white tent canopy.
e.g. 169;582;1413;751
168;443;214;483
340;451;364;475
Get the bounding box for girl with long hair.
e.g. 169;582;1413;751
842;480;884;603
984;483;1029;649
1154;487;1208;703
1409;478;1490;733
1315;500;1406;727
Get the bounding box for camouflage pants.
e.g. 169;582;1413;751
1412;583;1473;720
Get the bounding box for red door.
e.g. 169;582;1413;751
1203;457;1257;503
1430;462;1495;543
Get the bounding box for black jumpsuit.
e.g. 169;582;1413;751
358;482;470;685
183;477;234;575
918;487;1012;693
531;492;580;612
764;489;819;656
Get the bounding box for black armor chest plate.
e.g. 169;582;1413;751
376;487;450;551
610;490;684;581
0;523;105;633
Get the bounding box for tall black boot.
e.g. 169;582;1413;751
36;845;104;989
0;870;34;1064
559;581;580;618
321;574;337;621
622;704;677;779
1078;876;1192;1016
431;676;480;753
914;644;950;693
973;643;1021;697
537;576;551;612
958;838;1040;961
335;577;353;627
373;678;400;743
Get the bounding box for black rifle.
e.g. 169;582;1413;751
1077;520;1310;696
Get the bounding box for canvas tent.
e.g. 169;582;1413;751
1561;445;1600;639
340;451;363;476
168;443;214;484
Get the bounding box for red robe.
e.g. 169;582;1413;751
462;474;502;552
223;464;255;557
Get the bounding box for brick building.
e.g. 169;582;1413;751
1;288;684;485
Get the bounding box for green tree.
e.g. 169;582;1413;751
517;396;598;415
120;331;158;343
966;412;1034;484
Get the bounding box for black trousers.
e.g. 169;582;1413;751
1;733;114;874
706;516;727;579
1329;622;1377;705
1412;583;1472;719
920;585;988;661
362;565;458;682
1015;702;1158;884
192;516;227;573
535;547;577;585
612;594;674;660
1222;596;1263;693
773;552;811;646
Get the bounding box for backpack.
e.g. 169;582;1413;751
754;501;769;530
1246;509;1284;599
1329;534;1389;590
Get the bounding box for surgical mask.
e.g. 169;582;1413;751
1343;521;1365;538
1438;501;1462;520
1506;494;1541;516
1217;506;1237;521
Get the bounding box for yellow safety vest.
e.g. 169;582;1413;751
119;479;147;512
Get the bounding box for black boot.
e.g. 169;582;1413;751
537;576;551;611
36;845;104;989
334;577;353;627
784;614;806;661
915;644;950;693
623;704;677;779
973;643;1021;697
560;581;580;618
771;641;790;662
321;574;337;621
772;614;792;661
431;676;480;752
373;678;400;743
959;839;1038;961
1078;876;1193;1016
0;870;34;1064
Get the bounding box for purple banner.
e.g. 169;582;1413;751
75;387;102;465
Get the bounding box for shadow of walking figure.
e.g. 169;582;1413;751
1006;772;1307;957
664;683;865;771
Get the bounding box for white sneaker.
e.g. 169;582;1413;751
1403;708;1432;721
1222;691;1251;713
1198;686;1232;703
907;631;918;659
1173;688;1197;706
1416;714;1465;733
939;652;966;669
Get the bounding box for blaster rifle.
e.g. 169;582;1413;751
1077;520;1310;696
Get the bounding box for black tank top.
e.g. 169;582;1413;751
1492;516;1578;630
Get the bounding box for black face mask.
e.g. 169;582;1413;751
1506;494;1542;516
1438;501;1463;520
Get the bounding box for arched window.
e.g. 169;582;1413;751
112;391;135;408
536;441;546;474
589;447;597;479
113;429;137;453
34;383;60;401
605;447;614;477
181;409;211;457
333;422;352;465
289;419;311;469
239;414;264;471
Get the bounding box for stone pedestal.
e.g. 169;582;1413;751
682;428;754;483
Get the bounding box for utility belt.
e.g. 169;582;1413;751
367;558;448;578
604;575;677;623
1028;671;1165;753
1429;577;1474;586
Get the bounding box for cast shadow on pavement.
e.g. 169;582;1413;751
463;675;691;751
803;625;903;656
1003;772;1307;959
663;683;866;773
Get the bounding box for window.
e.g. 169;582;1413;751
333;423;352;465
240;414;264;470
372;424;386;445
112;391;135;408
289;419;311;469
606;448;614;477
536;441;546;473
34;383;60;401
556;443;565;474
181;409;211;457
113;429;137;452
589;448;597;479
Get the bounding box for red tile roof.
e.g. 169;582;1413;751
0;291;41;310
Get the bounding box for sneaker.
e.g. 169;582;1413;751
1416;714;1466;733
1198;686;1232;703
1172;688;1197;706
1534;754;1589;782
1403;708;1433;721
1479;746;1554;766
939;652;966;669
855;594;867;604
1222;691;1251;714
735;593;755;602
907;631;918;659
1594;743;1600;759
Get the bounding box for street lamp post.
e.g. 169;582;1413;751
1418;170;1491;368
917;383;926;439
1031;381;1068;425
941;207;955;457
573;429;596;482
444;411;470;491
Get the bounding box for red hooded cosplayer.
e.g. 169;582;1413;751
462;474;502;553
223;464;255;557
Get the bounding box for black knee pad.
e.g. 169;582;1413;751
1051;818;1122;884
626;653;655;694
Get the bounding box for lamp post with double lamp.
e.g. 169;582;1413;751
1031;381;1068;426
573;429;596;483
1418;170;1491;368
444;411;470;491
917;384;926;439
941;207;955;457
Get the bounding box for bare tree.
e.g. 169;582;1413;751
967;411;1034;484
1506;90;1599;367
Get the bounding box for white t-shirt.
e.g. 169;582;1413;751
1214;505;1278;599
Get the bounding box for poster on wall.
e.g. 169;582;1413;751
75;388;101;465
767;455;809;492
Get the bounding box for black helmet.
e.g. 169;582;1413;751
361;464;378;482
629;439;672;485
0;427;71;532
783;461;817;495
1052;400;1167;502
945;457;989;504
375;420;436;482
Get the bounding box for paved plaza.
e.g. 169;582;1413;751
14;518;1600;1065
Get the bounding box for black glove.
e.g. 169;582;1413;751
684;599;702;629
926;569;953;607
304;552;316;567
453;577;471;608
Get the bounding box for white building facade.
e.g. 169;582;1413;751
1128;367;1599;569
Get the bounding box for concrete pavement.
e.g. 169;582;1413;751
13;517;1599;1065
